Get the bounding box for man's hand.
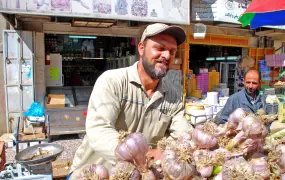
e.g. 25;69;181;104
146;148;162;161
147;149;164;179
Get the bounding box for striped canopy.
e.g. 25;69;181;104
239;0;285;29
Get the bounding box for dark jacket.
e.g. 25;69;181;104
220;88;266;124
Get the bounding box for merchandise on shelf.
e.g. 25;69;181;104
208;70;220;92
197;73;209;94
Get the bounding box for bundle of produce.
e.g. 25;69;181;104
109;161;142;180
226;116;267;155
76;108;283;179
211;109;282;179
157;137;196;179
113;131;156;179
216;156;264;180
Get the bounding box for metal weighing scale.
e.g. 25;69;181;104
0;143;63;180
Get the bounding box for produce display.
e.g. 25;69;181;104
78;108;284;179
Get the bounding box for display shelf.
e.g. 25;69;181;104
50;126;85;136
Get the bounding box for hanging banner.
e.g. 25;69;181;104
0;0;190;25
191;0;250;24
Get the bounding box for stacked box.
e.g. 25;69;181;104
259;60;271;90
208;70;220;91
197;73;209;94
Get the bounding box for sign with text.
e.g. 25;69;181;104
0;0;190;25
191;0;250;24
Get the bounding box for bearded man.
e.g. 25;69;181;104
67;23;193;180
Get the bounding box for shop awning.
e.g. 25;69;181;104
238;0;285;29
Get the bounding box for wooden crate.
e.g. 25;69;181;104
52;159;72;179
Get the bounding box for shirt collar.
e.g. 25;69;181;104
129;62;142;85
128;61;168;93
244;88;260;102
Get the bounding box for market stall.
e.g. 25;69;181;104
0;0;191;138
43;34;137;136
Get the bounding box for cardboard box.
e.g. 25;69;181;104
46;94;65;109
0;133;14;148
52;159;72;179
214;88;229;97
23;120;43;134
19;133;46;141
0;141;6;170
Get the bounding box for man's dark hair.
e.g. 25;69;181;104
243;69;261;81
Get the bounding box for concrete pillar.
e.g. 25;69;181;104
274;40;283;54
0;14;8;135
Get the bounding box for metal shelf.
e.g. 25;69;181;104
16;115;51;153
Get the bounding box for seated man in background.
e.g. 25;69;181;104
219;69;266;124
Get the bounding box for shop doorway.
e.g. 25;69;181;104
189;44;243;95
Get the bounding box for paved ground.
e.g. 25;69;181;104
6;134;83;163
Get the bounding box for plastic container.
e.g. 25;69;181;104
274;85;285;94
190;89;202;98
266;103;278;114
264;88;275;95
219;83;227;89
185;104;206;125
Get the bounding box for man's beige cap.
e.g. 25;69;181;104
140;23;186;45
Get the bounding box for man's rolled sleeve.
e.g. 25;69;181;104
85;73;121;164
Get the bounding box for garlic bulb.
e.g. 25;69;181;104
222;157;256;179
227;108;247;130
161;146;196;180
192;128;218;149
250;156;270;179
79;164;109;180
239;138;264;156
109;161;141;180
213;172;223;180
115;131;149;167
278;145;285;169
242;115;268;139
193;149;213;178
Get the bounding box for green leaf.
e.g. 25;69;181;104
212;166;222;176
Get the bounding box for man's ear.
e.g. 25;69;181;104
138;42;144;56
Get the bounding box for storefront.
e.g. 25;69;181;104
0;0;190;134
186;0;276;98
1;21;143;135
44;32;139;135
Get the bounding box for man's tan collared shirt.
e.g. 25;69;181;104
70;62;192;179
